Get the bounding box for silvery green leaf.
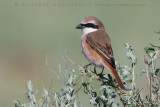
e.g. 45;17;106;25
68;73;73;85
130;54;137;64
136;72;144;78
112;103;120;107
86;70;91;77
124;43;133;51
27;80;33;91
91;92;97;97
155;68;160;77
126;51;131;59
72;69;75;72
122;69;130;77
90;77;93;82
126;67;132;73
13;100;20;107
99;85;107;92
133;82;136;90
101;95;107;101
124;43;130;49
103;74;108;79
154;29;160;34
144;47;155;52
46;95;50;103
72;75;81;86
68;87;74;95
66;93;72;101
42;88;48;98
90;97;97;105
125;78;132;84
35;90;38;95
108;98;115;106
148;52;154;58
70;97;76;105
54;92;61;99
62;86;68;94
21;104;27;107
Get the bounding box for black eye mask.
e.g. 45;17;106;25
81;23;99;29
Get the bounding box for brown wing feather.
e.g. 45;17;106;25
86;30;116;68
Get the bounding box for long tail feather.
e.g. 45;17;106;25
103;60;126;91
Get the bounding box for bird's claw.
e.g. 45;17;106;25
83;63;91;73
83;65;88;73
97;73;105;80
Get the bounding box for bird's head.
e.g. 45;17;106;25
76;16;105;35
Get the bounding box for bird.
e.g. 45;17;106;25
76;16;126;91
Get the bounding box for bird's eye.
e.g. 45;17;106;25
80;24;85;26
81;23;99;29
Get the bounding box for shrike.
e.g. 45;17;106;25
76;16;126;91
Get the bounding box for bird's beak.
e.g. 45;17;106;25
76;24;84;29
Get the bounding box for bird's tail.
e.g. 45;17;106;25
103;60;126;91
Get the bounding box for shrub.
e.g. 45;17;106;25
14;30;160;107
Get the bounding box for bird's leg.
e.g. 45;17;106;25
83;63;91;69
83;63;91;72
101;67;104;74
98;67;104;80
94;67;97;74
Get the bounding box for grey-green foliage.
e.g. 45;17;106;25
124;43;137;66
79;37;160;106
14;30;160;107
53;70;81;107
13;70;81;107
154;29;160;34
82;81;116;107
13;81;39;107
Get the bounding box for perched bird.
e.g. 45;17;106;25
76;16;126;91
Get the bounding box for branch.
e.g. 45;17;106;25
149;43;160;48
144;57;151;98
132;66;135;91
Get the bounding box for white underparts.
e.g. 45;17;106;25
82;28;97;35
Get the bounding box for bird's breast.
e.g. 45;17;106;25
81;35;103;68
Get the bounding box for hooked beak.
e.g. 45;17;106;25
75;24;84;29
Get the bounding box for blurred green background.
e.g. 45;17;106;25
0;0;160;106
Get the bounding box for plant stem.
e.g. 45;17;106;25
118;93;125;106
144;57;151;98
157;78;160;102
149;74;152;98
132;66;135;91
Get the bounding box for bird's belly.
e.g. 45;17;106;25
81;40;104;68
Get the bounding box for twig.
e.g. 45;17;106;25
118;93;126;106
65;57;83;69
66;57;109;83
137;88;145;105
123;80;146;106
153;50;159;60
144;57;151;98
149;43;160;48
125;92;141;107
137;88;143;94
42;79;53;106
65;51;69;80
75;85;82;95
149;74;152;99
157;78;160;102
90;70;109;81
132;66;135;91
49;69;60;79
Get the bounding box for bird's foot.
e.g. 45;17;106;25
83;66;88;73
83;63;91;73
97;73;105;81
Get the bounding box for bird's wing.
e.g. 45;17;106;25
86;30;116;68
